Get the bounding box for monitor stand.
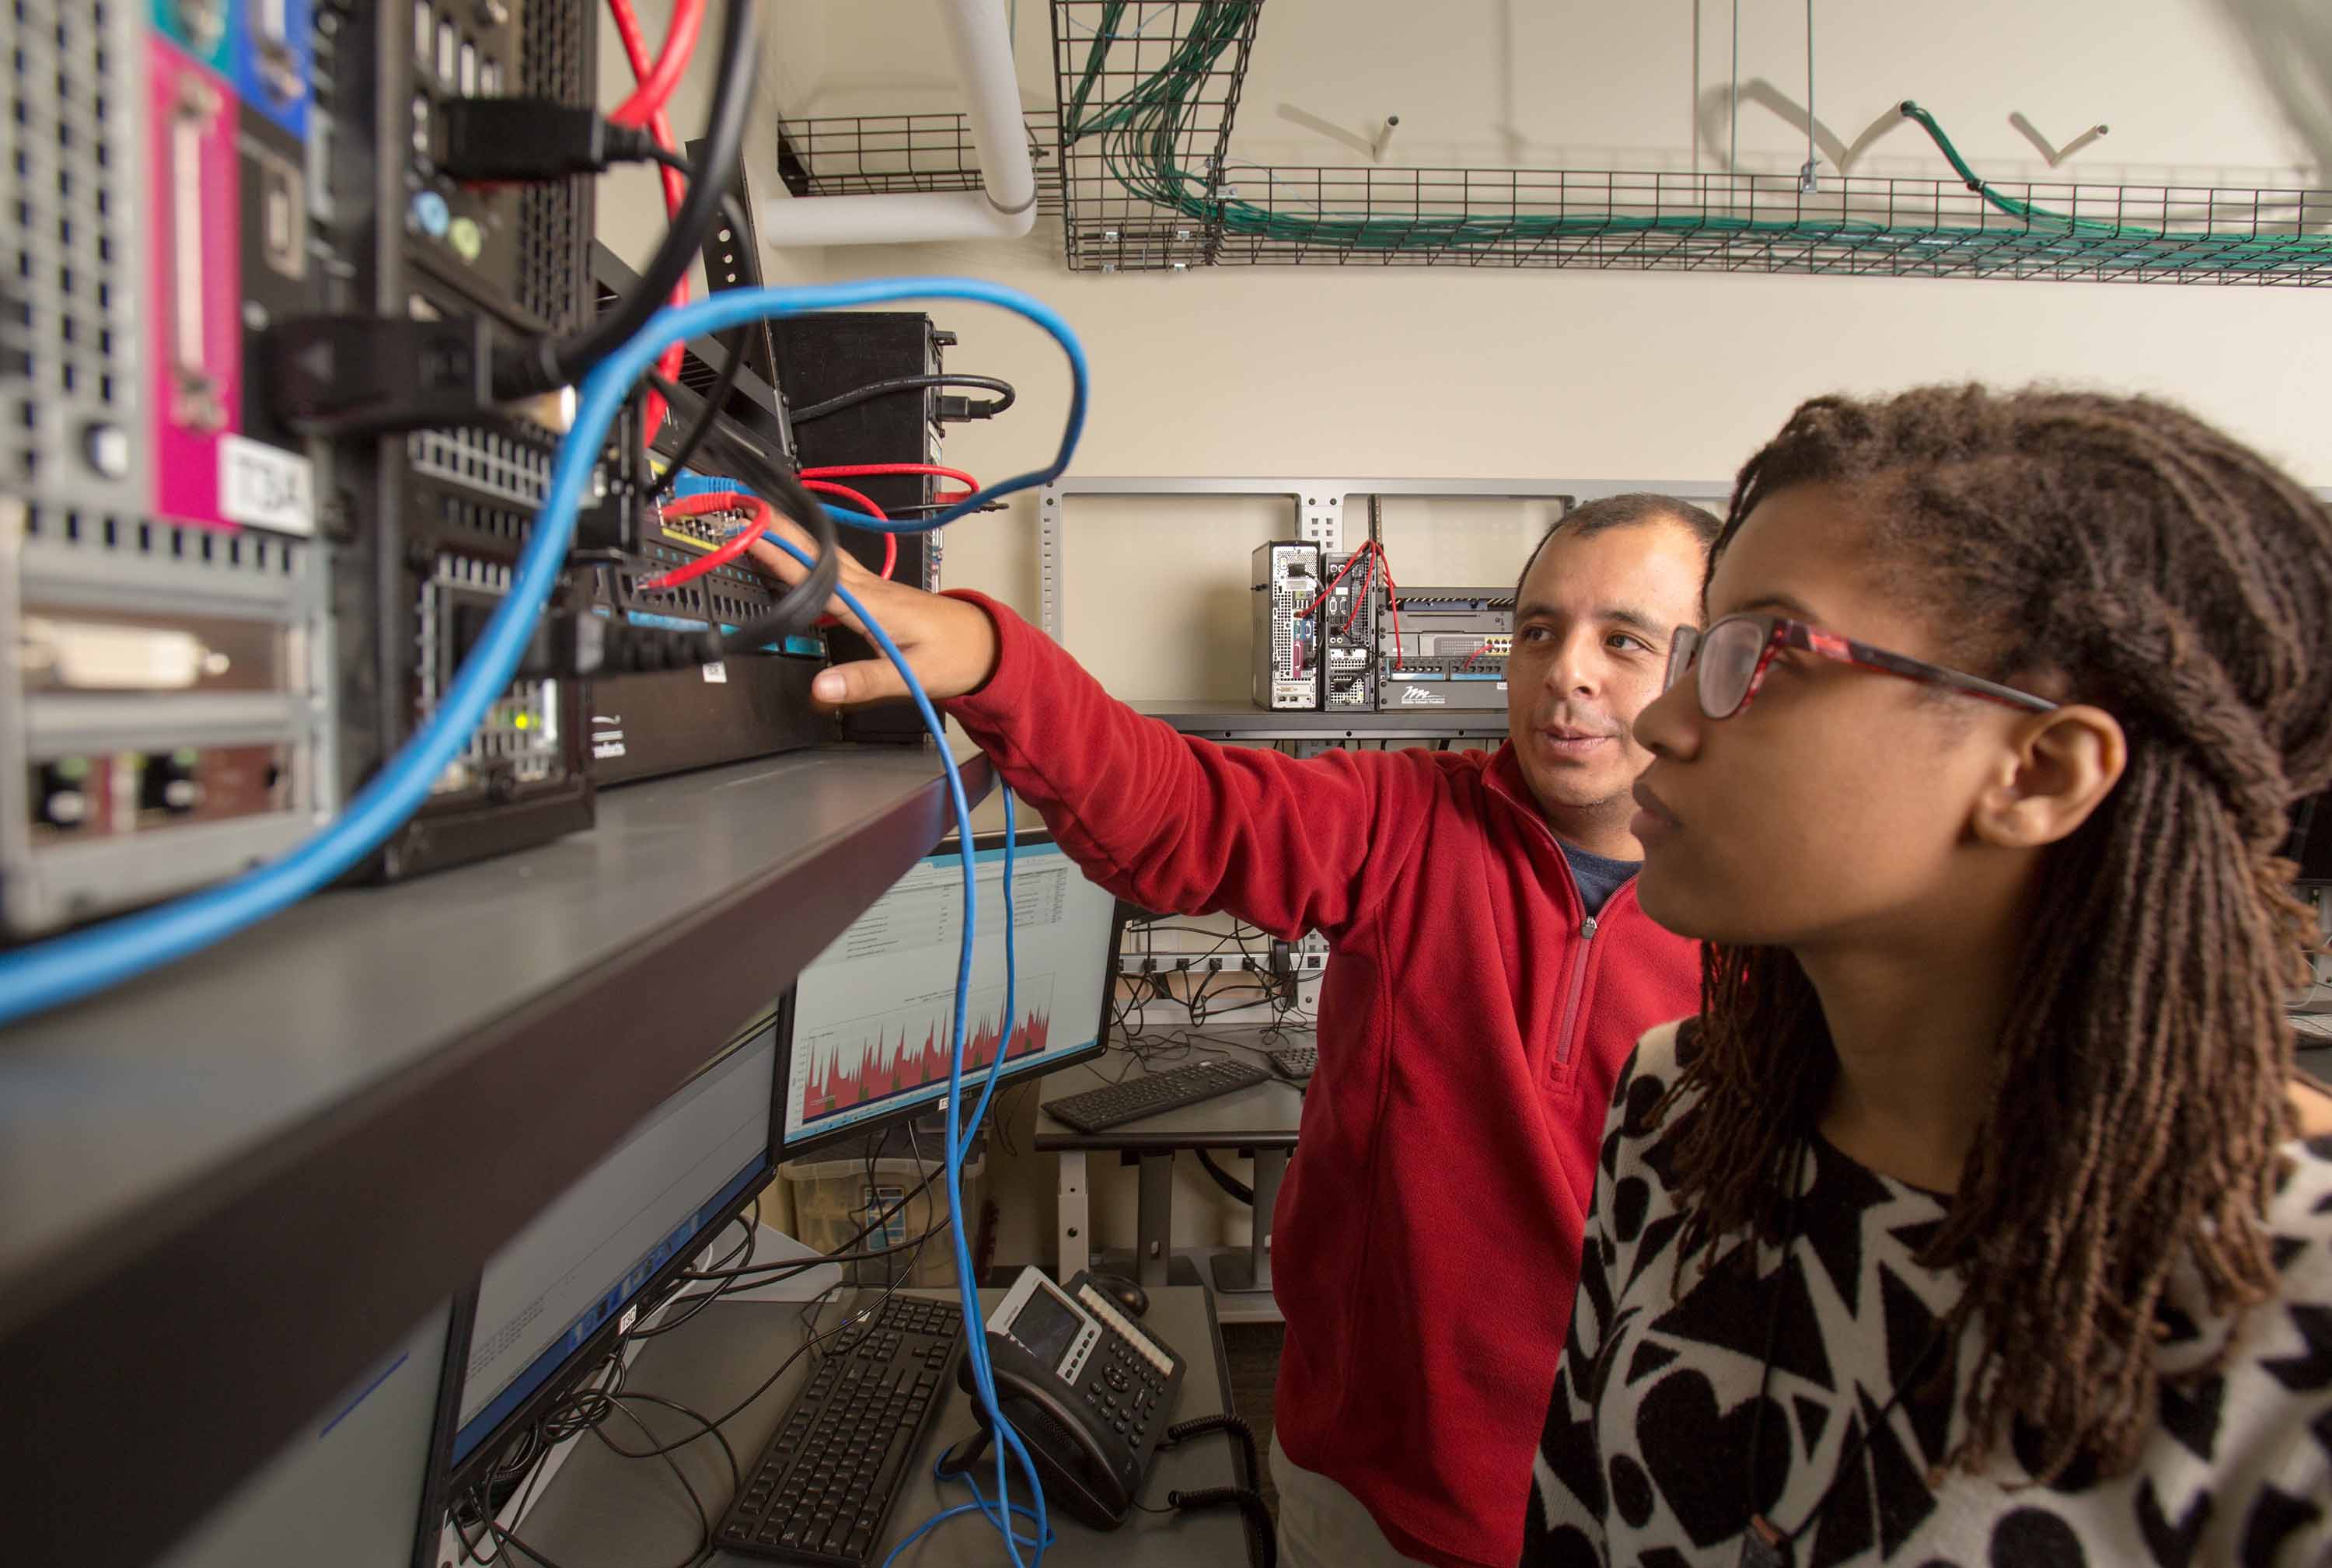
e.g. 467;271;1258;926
1207;1148;1287;1295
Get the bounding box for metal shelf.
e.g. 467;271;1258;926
0;745;993;1568
1140;699;1507;742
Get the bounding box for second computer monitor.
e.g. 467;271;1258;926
444;1014;783;1492
779;829;1119;1158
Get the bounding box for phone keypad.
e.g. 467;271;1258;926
1085;1336;1171;1448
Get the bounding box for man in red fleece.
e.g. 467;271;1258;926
750;493;1714;1568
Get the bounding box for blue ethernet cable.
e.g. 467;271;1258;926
956;804;1017;1168
0;277;1088;1028
755;530;1049;1566
881;1453;1057;1568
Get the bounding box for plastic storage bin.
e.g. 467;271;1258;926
781;1119;986;1290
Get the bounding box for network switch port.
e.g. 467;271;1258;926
29;744;292;840
421;557;570;798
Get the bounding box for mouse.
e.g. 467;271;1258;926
1091;1271;1150;1318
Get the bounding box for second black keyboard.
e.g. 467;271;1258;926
715;1294;965;1566
1269;1044;1318;1080
1047;1058;1272;1133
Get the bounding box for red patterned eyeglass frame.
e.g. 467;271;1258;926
1664;613;2060;720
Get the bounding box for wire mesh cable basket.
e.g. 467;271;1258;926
1044;0;2332;283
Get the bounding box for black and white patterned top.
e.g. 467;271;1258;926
1523;1020;2332;1568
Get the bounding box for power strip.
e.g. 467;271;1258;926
1115;954;1265;975
1113;945;1329;975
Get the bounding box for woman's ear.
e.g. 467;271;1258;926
1969;704;2128;850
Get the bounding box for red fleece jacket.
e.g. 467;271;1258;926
942;594;1698;1568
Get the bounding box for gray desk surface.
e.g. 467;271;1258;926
517;1287;1256;1566
1;745;991;1568
1035;1028;1309;1152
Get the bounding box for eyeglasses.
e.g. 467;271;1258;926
1664;613;2059;721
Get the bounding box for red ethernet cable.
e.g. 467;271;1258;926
801;480;897;581
637;493;770;592
608;0;703;129
604;0;694;435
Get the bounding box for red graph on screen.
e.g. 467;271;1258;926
800;1004;1053;1119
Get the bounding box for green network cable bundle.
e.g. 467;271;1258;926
1059;1;2331;278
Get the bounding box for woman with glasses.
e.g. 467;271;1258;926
1520;386;2332;1567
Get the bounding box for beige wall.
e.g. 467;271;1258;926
612;0;2332;1267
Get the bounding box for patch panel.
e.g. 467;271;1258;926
584;480;832;785
1377;586;1515;712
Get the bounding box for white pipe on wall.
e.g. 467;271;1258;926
765;0;1038;246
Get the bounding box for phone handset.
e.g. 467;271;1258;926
941;1267;1185;1528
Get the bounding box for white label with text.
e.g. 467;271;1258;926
218;435;316;536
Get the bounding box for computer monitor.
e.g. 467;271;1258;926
439;1011;784;1493
156;1301;453;1568
777;829;1120;1158
2292;791;2332;885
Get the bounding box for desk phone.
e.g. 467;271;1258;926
947;1266;1188;1528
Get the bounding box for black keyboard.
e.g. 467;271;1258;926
715;1294;965;1565
1047;1058;1271;1133
1269;1044;1317;1080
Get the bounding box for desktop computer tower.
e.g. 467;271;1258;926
773;313;949;744
1252;541;1323;711
1318;550;1378;711
311;0;602;880
0;0;343;934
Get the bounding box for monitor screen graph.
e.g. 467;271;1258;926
796;973;1054;1120
782;834;1115;1151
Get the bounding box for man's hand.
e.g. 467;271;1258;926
742;510;1000;709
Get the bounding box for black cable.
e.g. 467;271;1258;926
680;1209;955;1283
597;1392;742;1510
642;368;841;644
1154;1416;1276;1568
679;1150;949;1281
483;1512;574;1568
1164;1487;1278;1568
641;144;695;177
626;1217;759;1341
1192;993;1297;1025
588;1399;718;1568
1195;1149;1254;1206
621;1270;919;1458
505;0;759;396
651;195;755;498
788;373;1018;425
